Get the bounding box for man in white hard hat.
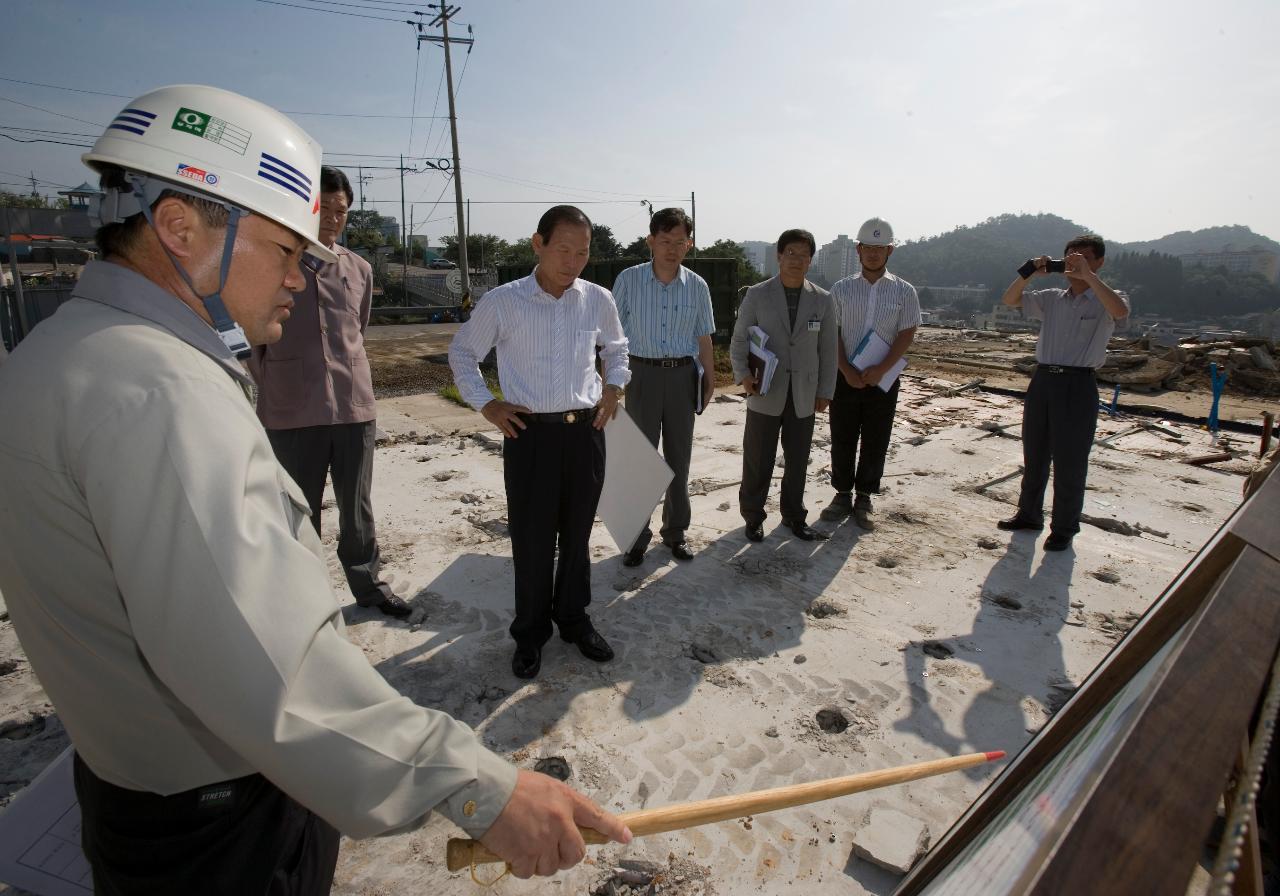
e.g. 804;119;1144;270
0;86;629;894
249;165;411;618
821;218;920;531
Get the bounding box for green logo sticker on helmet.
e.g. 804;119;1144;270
172;107;252;156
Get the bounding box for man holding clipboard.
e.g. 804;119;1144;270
821;218;920;532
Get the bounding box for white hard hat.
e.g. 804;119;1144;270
83;84;335;263
856;218;894;247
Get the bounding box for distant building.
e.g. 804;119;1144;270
973;304;1039;333
1179;246;1280;284
816;234;858;285
741;240;777;277
377;216;400;245
928;285;989;306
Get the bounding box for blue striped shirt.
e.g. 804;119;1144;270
613;262;714;358
448;271;631;413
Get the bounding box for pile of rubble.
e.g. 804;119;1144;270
1012;335;1279;395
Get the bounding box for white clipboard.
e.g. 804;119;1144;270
599;407;674;553
0;747;93;895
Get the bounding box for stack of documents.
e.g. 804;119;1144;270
747;325;779;395
849;330;907;392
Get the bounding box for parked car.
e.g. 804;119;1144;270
428;258;457;269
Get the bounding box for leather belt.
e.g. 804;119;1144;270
1039;364;1094;374
630;355;692;368
519;409;594;424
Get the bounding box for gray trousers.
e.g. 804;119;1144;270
266;421;394;605
1016;368;1099;535
626;361;699;549
740;391;815;527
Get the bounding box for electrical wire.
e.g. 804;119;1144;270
0;95;103;128
254;0;414;23
0;133;92;148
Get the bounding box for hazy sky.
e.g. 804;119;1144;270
3;0;1277;251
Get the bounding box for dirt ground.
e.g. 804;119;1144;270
0;322;1273;895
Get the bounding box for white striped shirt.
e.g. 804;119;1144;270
613;262;714;358
831;271;922;358
448;271;631;413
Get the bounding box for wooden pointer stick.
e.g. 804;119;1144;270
445;749;1005;872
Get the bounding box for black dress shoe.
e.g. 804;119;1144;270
362;593;412;618
1044;532;1074;552
745;523;765;542
665;541;694;561
997;516;1044;532
561;628;614;662
511;645;541;679
783;520;829;541
622;546;645;567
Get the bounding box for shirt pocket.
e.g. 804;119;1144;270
577;329;600;370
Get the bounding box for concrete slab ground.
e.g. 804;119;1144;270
0;374;1257;896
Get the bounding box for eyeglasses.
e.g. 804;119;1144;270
781;249;811;259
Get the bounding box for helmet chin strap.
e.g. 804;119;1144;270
126;174;252;360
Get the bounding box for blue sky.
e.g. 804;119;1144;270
3;0;1278;252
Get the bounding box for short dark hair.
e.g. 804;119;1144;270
1064;233;1105;258
536;205;592;242
320;166;353;205
94;164;229;260
776;229;816;258
649;207;693;238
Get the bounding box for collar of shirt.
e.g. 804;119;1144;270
645;262;690;287
853;270;901;289
525;268;584;305
72;260;252;387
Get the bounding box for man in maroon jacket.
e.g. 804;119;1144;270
250;166;410;616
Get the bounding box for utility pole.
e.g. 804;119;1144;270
356;165;369;214
419;4;474;303
690;191;696;253
400;153;408;293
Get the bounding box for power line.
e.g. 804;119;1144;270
0;133;92;147
464;166;683;201
0;76;453;120
281;0;429;13
0;95;104;127
0;125;99;137
254;0;417;23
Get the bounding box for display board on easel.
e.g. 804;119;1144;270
896;465;1280;896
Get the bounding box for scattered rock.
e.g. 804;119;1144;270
988;592;1023;611
876;556;899;569
432;471;454;482
0;711;47;741
406;606;428;626
0;658;19;676
806;600;845;619
476;685;507;704
686;644;718;664
815;707;849;734
922;641;954;660
534;756;571;781
764;726;779;738
717;502;730;511
793;654;807;664
977;536;1000;549
852;806;931;875
460;493;482;504
1091;569;1121;585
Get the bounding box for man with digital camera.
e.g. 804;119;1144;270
996;234;1129;551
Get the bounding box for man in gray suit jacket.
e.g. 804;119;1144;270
730;229;838;542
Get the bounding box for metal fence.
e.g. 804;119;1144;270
1;285;77;351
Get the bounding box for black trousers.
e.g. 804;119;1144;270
73;753;339;896
267;422;392;605
740;391;816;527
829;376;900;496
625;362;698;549
503;417;605;649
1016;367;1099;535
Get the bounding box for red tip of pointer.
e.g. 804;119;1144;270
985;751;1007;761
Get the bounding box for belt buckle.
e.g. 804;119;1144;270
564;411;577;423
661;359;677;368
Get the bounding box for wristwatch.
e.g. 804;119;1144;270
605;384;625;399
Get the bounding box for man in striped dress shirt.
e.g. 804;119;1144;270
613;208;716;567
821;218;920;532
449;206;631;680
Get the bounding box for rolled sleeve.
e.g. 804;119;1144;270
597;292;631;388
79;382;516;838
695;279;715;338
1022;289;1049;321
448;302;502;411
900;286;922;331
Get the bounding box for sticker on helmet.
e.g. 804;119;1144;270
172;107;252;156
176;164;219;187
